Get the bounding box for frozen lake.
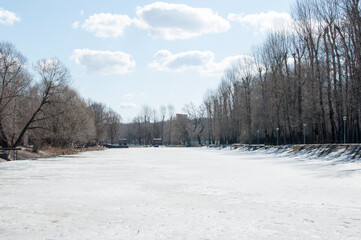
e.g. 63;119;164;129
0;147;360;239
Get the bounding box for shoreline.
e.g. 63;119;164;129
2;144;360;162
0;146;106;162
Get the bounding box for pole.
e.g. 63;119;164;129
343;116;347;144
303;123;307;144
276;128;279;145
257;130;259;145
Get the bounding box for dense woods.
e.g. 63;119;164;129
201;0;361;145
1;0;360;149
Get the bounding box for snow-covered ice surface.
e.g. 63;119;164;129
0;147;361;240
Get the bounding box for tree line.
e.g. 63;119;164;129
124;0;361;146
200;0;360;145
205;0;361;145
123;103;205;146
0;42;122;149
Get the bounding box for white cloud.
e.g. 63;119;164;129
71;49;135;75
72;21;80;29
0;8;20;25
149;50;251;76
228;11;292;34
81;13;132;38
134;2;230;40
150;50;214;71
119;102;137;109
202;55;254;76
80;10;84;16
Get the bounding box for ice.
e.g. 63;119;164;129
0;148;360;239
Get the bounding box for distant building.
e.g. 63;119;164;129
119;139;128;147
152;138;162;147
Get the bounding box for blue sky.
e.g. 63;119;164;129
1;0;294;122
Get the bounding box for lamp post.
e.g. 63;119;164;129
276;127;279;145
257;130;260;145
343;116;347;144
303;123;307;144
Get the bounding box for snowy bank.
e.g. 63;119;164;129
225;144;361;161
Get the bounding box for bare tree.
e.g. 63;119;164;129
12;58;70;147
183;102;205;145
106;109;122;144
175;113;191;146
0;42;30;147
37;89;96;147
89;101;108;144
160;105;167;141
